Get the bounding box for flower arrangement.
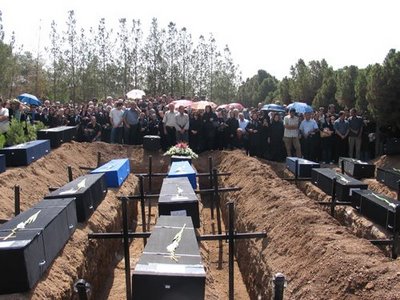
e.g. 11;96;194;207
164;142;198;159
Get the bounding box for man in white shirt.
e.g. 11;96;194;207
0;100;10;135
283;108;302;157
299;112;319;160
163;103;177;148
237;112;249;149
175;105;189;143
109;100;125;144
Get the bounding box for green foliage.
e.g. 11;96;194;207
335;65;358;108
0;134;5;149
6;119;27;146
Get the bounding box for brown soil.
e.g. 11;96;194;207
2;143;400;300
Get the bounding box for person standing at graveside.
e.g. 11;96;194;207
175;105;190;143
189;111;202;153
299;112;319;161
158;110;168;151
348;108;364;159
320;115;335;164
147;113;160;136
283;108;302;158
268;113;285;162
123;101;141;145
84;116;102;142
216;110;228;150
246;111;262;157
163;103;177;148
334;111;349;162
202;105;218;151
237;112;249;150
226;110;239;149
259;110;270;158
110;100;124;144
138;112;148;144
0;99;10;136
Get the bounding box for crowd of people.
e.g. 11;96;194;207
0;95;380;163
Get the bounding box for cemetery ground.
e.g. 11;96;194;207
1;142;400;299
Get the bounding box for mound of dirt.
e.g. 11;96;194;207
218;151;400;299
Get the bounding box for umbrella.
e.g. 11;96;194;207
191;100;217;110
17;93;42;106
217;103;245;111
287;102;314;114
261;103;286;113
126;89;145;99
171;99;193;109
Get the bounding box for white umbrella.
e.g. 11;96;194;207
126;89;145;99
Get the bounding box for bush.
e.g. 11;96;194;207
6;119;27;146
0;134;5;149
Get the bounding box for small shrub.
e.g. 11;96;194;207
0;134;5;149
6;119;27;146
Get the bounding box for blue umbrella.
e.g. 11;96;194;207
17;93;42;106
260;103;286;112
287;102;313;114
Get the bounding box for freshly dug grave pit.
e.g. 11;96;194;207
98;153;251;300
216;151;400;299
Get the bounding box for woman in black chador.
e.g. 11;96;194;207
245;111;262;157
189;111;202;153
201;105;218;151
268;113;285;162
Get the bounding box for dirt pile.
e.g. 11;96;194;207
218;151;400;299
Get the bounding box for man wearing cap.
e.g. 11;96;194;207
283;108;302;158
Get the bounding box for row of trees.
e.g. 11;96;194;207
239;50;400;128
0;10;240;103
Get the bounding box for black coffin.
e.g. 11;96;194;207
158;177;200;228
376;167;400;191
0;140;51;167
44;173;107;222
143;135;161;151
132;216;205;300
385;138;400;155
0;154;5;173
353;190;400;233
37;126;77;148
338;157;376;179
286;157;320;178
311;168;368;202
0;199;76;294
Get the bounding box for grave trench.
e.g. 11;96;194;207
98;153;253;299
274;165;397;258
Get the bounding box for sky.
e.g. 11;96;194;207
1;0;400;80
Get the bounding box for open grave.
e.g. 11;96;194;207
1;143;400;299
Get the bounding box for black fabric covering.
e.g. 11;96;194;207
37;126;77;148
286;157;320;178
132;216;205;300
338;157;376;179
353;190;400;232
0;140;51;166
44;173;107;222
311;168;368;202
158;178;200;228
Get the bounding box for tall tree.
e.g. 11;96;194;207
177;27;193;97
278;77;292;104
96;18;114;99
143;18;166;95
355;68;369;114
130;19;144;90
64;10;78;103
335;65;358;108
192;35;209;97
290;59;313;103
117;18;131;95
